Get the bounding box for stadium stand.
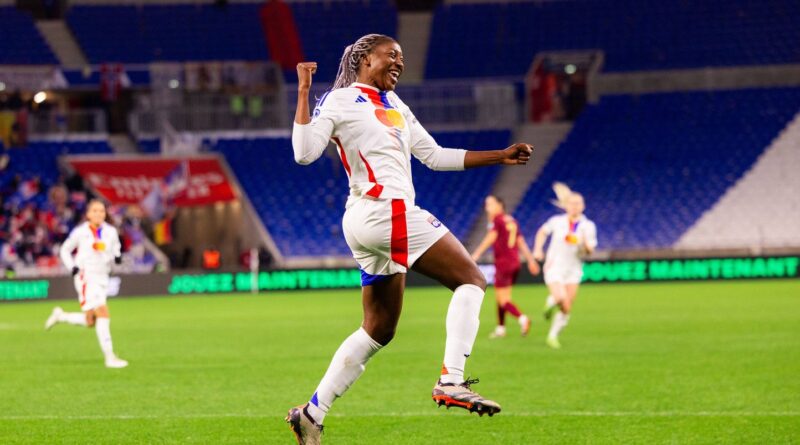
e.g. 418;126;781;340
0;140;113;269
289;0;397;82
3;140;112;184
513;88;800;250
210;130;507;257
0;7;58;65
678;110;800;249
66;4;270;63
65;0;395;80
425;0;800;78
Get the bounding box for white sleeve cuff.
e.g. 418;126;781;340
438;148;467;171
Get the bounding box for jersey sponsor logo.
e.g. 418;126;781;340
427;216;442;228
312;108;321;119
377;109;405;129
355;86;406;129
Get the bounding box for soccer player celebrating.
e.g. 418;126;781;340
532;183;597;349
471;195;539;339
45;199;127;368
288;34;533;443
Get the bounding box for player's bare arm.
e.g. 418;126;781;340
294;62;317;125
464;143;533;168
517;235;540;275
533;227;548;262
471;230;498;261
581;239;595;256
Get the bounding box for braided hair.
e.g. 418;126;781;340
332;34;396;90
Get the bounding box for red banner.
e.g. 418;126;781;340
67;158;236;206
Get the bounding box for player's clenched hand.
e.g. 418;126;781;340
297;62;317;90
527;261;541;276
501;143;533;165
533;249;545;262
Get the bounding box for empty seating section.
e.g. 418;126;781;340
212;137;348;257
64;1;395;79
288;0;397;83
677;109;800;249
212;130;507;257
3;140;112;184
67;4;269;63
513;88;800;250
0;7;58;64
11;1;800;76
426;0;800;78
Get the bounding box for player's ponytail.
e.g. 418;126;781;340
551;182;573;210
331;34;396;90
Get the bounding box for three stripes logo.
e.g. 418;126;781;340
355;95;368;103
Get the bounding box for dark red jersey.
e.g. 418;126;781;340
490;213;521;269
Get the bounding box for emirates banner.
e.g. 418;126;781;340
67;157;236;206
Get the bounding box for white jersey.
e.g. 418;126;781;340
292;82;467;207
541;214;597;271
59;222;121;277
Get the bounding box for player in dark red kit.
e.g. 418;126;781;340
472;195;539;338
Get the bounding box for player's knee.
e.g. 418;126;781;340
470;271;487;291
377;329;396;346
369;325;396;346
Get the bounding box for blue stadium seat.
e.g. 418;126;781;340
211;130;507;257
0;7;58;64
426;0;800;78
288;0;397;83
2;141;112;186
67;4;269;63
513;88;800;250
66;0;396;80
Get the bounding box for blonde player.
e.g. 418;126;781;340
532;183;597;349
288;34;533;443
45;199;128;368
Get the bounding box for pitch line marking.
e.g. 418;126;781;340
1;411;798;420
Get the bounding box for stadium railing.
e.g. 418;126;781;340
28;109;107;134
286;79;521;130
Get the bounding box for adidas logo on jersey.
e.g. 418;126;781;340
355;95;367;103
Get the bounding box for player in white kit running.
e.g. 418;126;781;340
286;34;534;443
44;199;128;368
532;183;597;349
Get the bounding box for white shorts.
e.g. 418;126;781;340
543;262;584;285
74;272;109;311
343;198;449;285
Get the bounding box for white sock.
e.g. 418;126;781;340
307;327;382;425
440;284;484;385
519;314;529;327
94;317;115;359
59;312;87;327
548;311;570;339
545;295;556;308
494;325;506;336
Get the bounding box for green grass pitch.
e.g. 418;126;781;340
1;280;798;444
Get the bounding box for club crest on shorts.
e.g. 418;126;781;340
427;216;442;228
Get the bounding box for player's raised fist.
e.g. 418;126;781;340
297;62;318;90
501;143;534;165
